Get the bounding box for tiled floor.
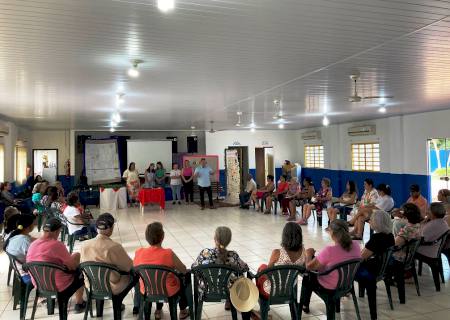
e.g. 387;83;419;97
1;204;450;319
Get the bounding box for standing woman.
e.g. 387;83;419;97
155;162;166;187
144;163;156;188
123;162;140;207
169;163;182;205
181;160;194;204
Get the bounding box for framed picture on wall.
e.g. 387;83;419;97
33;149;58;183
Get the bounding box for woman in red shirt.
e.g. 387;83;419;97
134;222;190;319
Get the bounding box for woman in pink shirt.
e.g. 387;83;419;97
300;220;361;314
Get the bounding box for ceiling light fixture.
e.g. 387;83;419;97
112;112;121;123
157;0;175;12
110;120;117;127
250;127;256;133
110;127;116;133
249;122;256;128
116;93;125;104
322;116;330;127
235;111;242;127
378;106;387;113
128;59;143;78
278;123;285;129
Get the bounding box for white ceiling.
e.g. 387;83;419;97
1;0;450;130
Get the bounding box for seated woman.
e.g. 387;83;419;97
251;175;275;212
355;210;394;319
390;203;421;304
297;178;332;225
327;180;357;224
256;222;306;298
300;220;361;313
192;226;249;312
350;184;393;240
134;222;190;320
287;177;315;222
62;192;97;239
42;186;64;212
1;182;19;206
4;214;37;284
416;202;449;259
437;189;450;215
270;175;289;213
32;181;49;216
143;163;156;188
2;206;20;240
55;181;65;199
281;177;301;217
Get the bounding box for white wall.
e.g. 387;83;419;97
205;130;299;169
0;119;30;181
296;109;450;176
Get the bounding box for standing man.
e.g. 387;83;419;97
194;158;215;210
239;174;257;209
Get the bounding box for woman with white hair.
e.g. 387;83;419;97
355;210;394;320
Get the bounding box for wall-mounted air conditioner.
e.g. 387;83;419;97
0;124;9;136
347;125;376;136
301;131;321;140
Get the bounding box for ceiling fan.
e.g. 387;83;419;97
348;73;394;102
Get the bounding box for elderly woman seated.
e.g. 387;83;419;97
297;178;332;225
251;175;275;213
300;220;361;313
134;222;190;319
355;210;394;320
192;226;249;313
349;183;394;240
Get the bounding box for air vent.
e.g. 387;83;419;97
301;131;321;140
347;125;376;136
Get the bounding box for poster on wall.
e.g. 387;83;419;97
33;149;58;183
225;149;240;204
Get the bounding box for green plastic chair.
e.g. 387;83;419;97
60;215;94;253
191;264;242;320
135;264;194;320
80;262;134;320
416;231;449;291
23;261;76;320
300;258;362;320
6;252;34;320
357;247;394;320
248;265;305;320
387;239;421;304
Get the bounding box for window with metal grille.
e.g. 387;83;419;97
304;145;324;168
351;142;380;172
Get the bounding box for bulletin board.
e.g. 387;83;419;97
182;155;219;182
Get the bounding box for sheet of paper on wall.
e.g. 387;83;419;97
85;140;121;185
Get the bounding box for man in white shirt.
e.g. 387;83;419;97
239;174;257;209
194;158;215;210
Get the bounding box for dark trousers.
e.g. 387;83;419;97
355;266;378;320
183;178;194;203
134;275;190;311
95;274;138;317
239;192;251;207
199;186;213;207
300;273;322;309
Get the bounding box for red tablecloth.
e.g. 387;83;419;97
138;188;165;209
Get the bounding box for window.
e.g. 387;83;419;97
351;142;380;172
15;146;27;183
0;144;4;182
304;145;324;168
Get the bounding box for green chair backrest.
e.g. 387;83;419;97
80;262;128;300
191;264;241;302
255;265;305;305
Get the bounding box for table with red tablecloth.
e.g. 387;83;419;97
138;187;165;213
